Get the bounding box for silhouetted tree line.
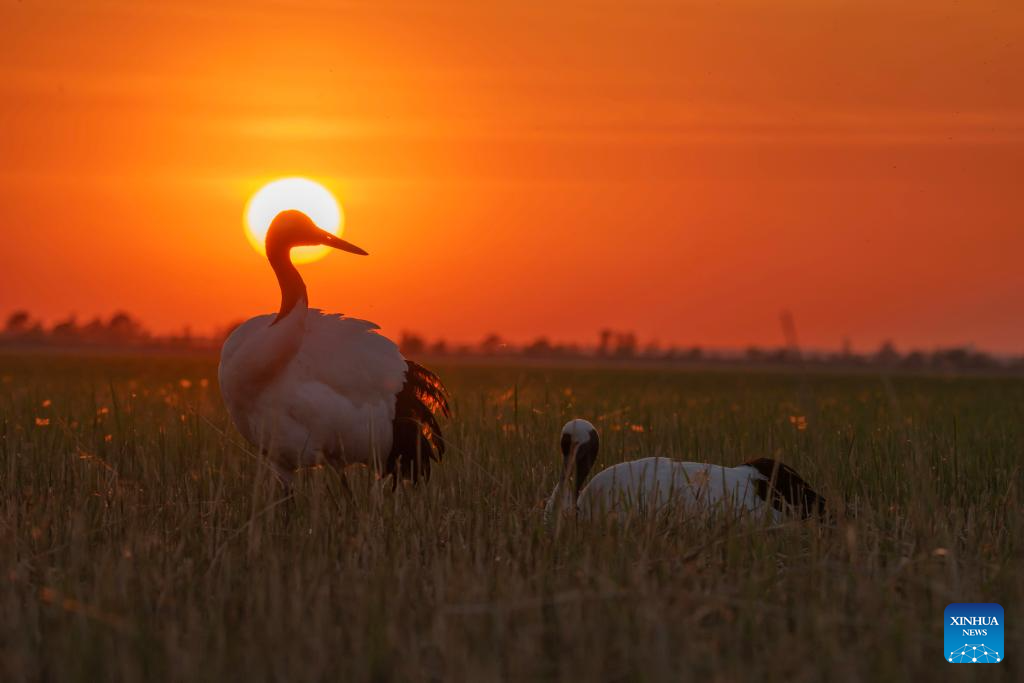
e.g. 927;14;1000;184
0;310;221;351
3;310;1021;372
400;330;1024;373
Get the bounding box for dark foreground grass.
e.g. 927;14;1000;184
1;353;1021;681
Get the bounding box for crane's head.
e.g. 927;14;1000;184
545;418;601;524
265;210;368;257
559;418;600;498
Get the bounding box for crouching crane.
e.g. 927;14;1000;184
546;419;826;522
218;210;450;485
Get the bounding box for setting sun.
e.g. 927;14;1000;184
244;178;344;264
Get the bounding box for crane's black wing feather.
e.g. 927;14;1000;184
385;361;451;484
743;458;827;519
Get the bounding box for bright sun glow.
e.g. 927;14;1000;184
244;177;344;264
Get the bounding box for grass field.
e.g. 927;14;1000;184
1;353;1021;681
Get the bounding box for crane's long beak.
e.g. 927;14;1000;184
319;230;368;256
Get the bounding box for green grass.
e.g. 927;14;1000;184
1;353;1021;681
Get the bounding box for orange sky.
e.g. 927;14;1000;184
2;1;1022;352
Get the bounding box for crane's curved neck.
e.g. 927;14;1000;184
544;477;577;522
268;243;308;324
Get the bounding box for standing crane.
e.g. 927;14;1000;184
219;210;449;485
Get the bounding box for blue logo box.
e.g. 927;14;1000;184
945;603;1004;663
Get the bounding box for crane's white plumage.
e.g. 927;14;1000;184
579;457;779;520
546;419;826;522
220;309;405;469
219;210;449;483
